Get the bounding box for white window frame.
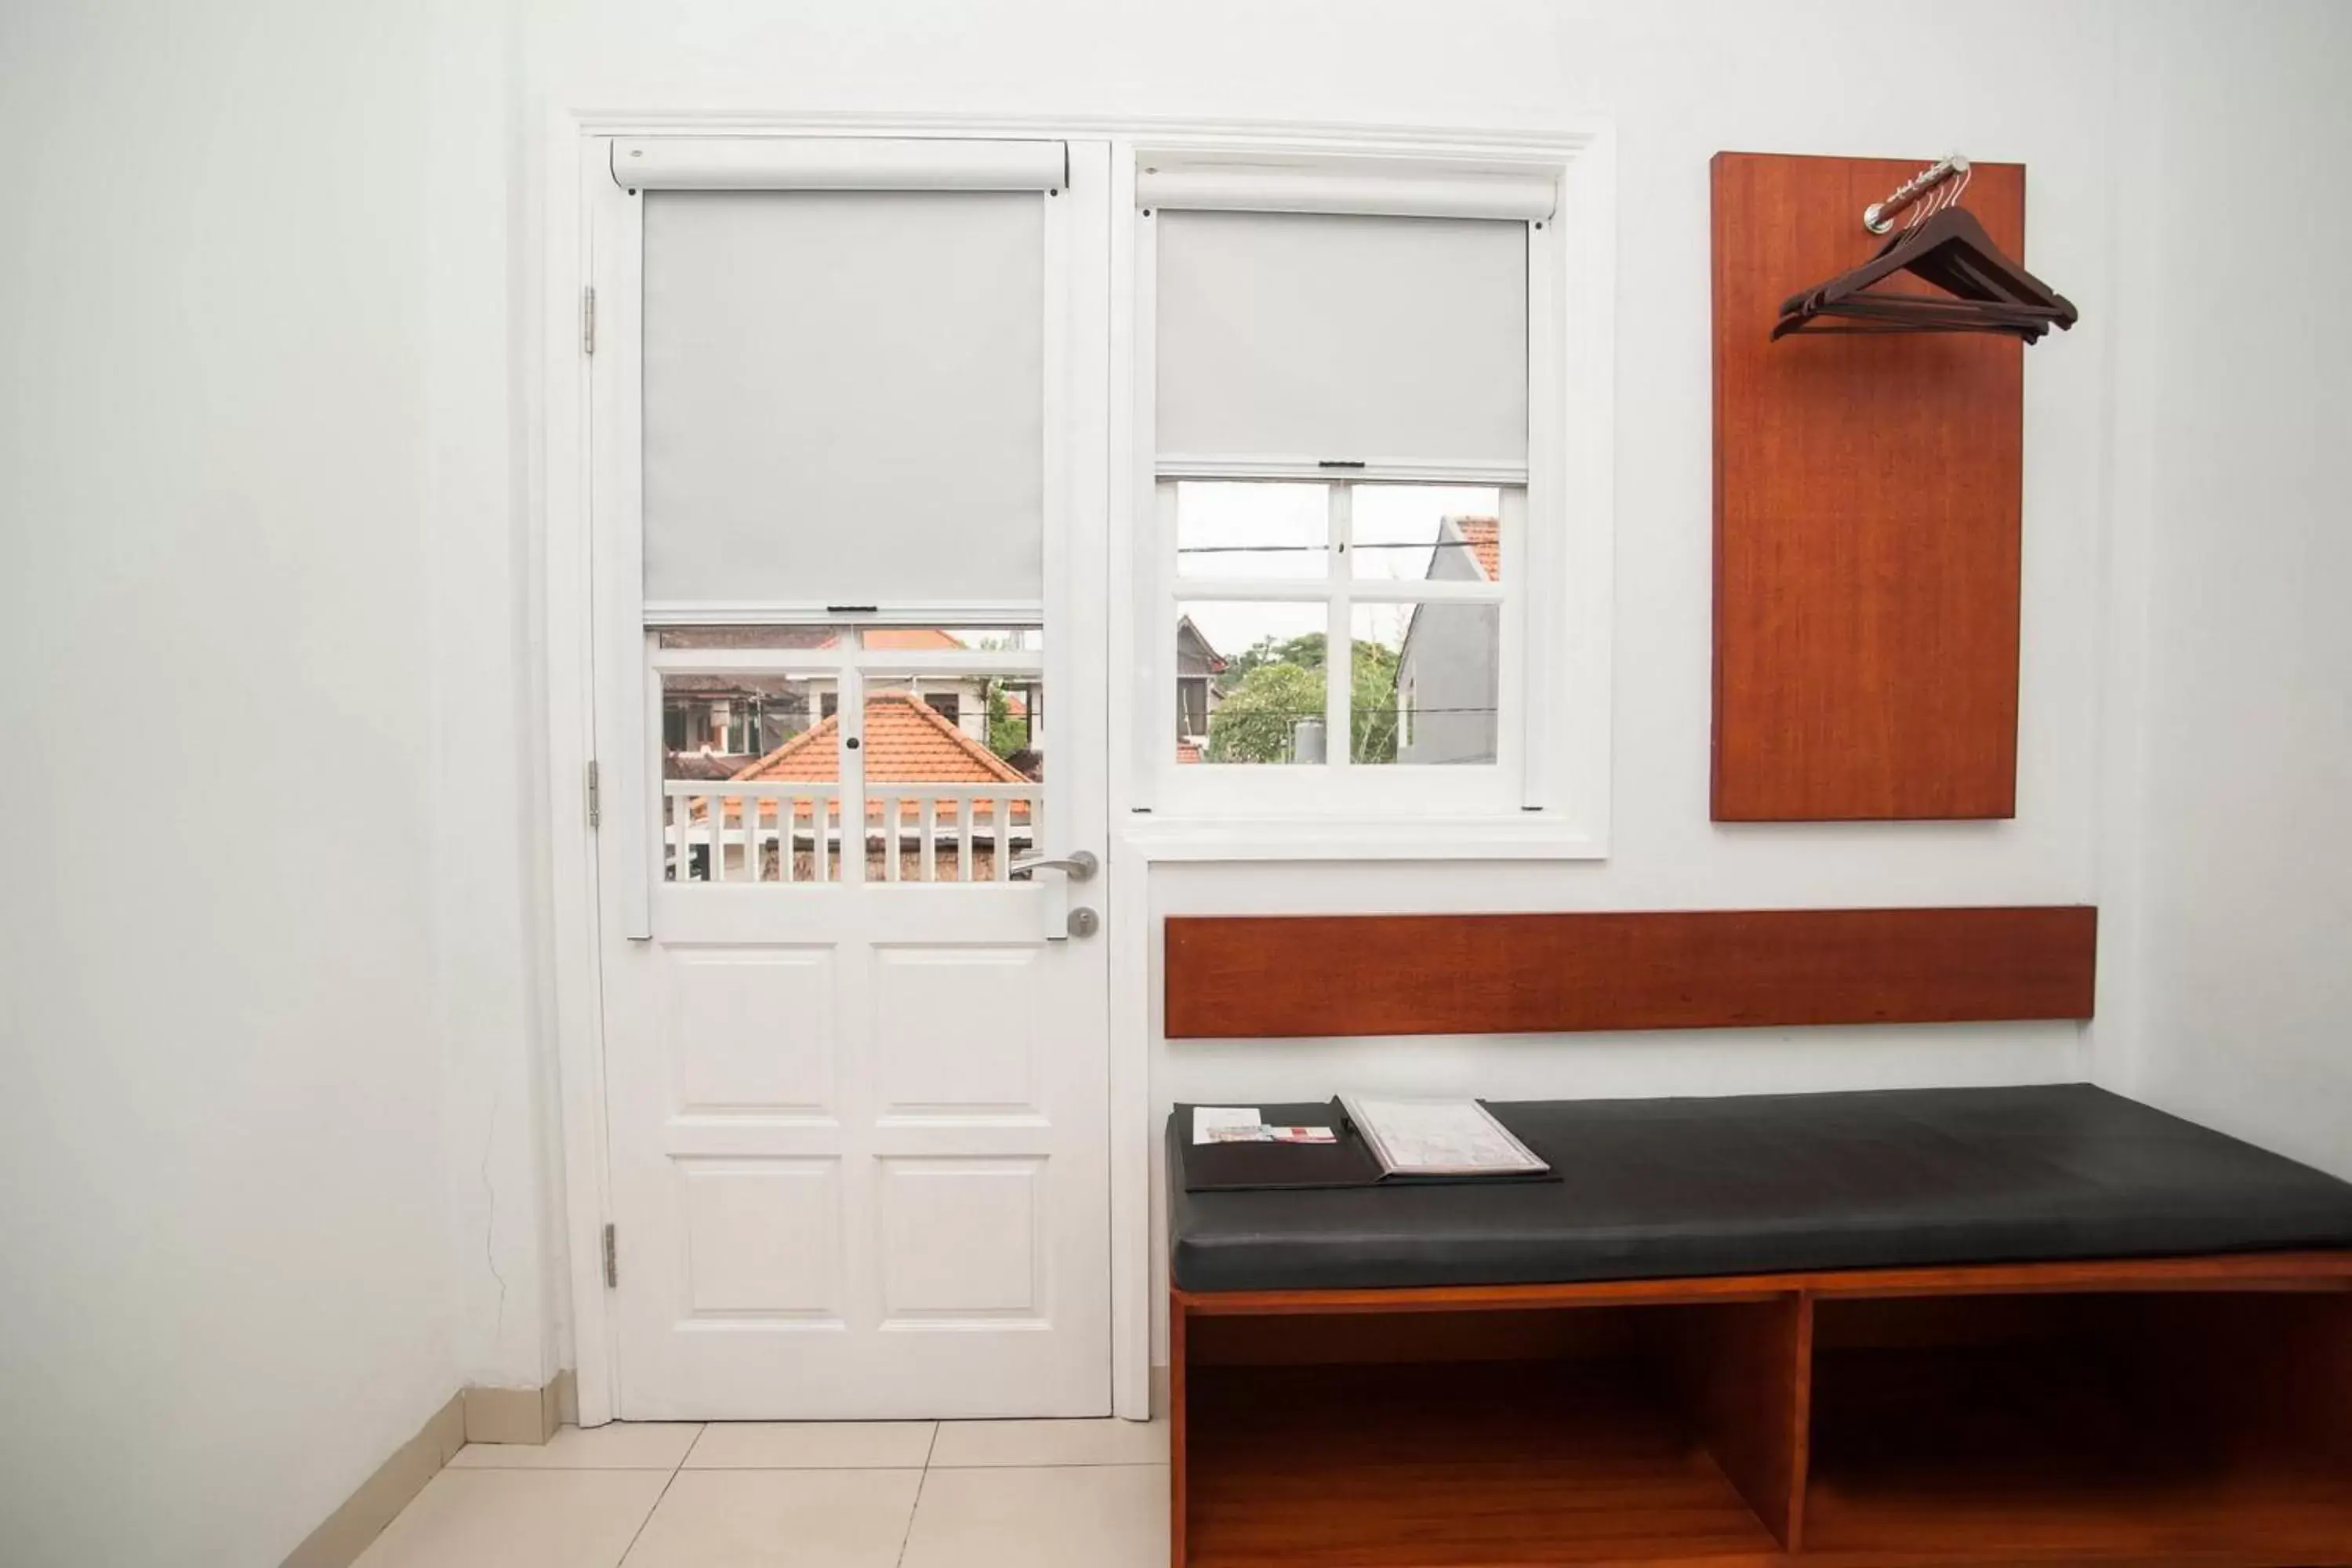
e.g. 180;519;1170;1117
1116;135;1613;859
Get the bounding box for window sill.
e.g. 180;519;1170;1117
1115;815;1605;862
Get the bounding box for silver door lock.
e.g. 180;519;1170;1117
1066;907;1101;938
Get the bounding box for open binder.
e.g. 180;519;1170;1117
1177;1098;1558;1192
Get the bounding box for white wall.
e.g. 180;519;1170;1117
423;0;574;1400
492;0;2132;1372
2091;2;2352;1180
9;5;2335;1552
0;4;459;1566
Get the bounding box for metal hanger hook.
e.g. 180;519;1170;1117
1864;152;1970;234
1933;159;1972;220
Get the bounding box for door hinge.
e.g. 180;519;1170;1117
581;285;596;356
602;1222;618;1289
586;760;601;828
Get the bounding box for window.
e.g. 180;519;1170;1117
1133;150;1606;833
654;627;1046;886
615;136;1073;911
1170;481;1512;772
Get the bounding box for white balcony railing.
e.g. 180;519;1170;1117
661;779;1041;885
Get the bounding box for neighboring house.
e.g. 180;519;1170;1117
676;692;1038;882
663;675;802;779
815;629;993;746
1394;516;1502;764
664;626;1034;778
1175;615;1225;759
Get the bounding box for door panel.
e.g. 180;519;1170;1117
663;947;837;1115
873;947;1041;1116
678;1158;842;1318
591;139;1112;1420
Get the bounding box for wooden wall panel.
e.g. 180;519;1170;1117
1713;152;2027;820
1162;906;2096;1040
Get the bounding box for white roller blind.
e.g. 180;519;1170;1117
1154;209;1527;467
641;188;1044;606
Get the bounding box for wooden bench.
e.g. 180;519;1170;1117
1166;1087;2352;1566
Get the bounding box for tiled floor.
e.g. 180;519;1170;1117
355;1417;1169;1567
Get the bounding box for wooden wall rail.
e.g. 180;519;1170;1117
1161;906;2096;1040
1712;151;2028;821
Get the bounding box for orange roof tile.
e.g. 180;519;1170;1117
1175;740;1203;764
1456;517;1501;581
699;694;1032;827
841;627;966;651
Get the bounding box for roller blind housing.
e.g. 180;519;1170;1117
1154;209;1528;467
641;188;1046;605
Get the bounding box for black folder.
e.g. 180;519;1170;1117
1175;1099;1562;1192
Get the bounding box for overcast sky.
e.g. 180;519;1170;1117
1175;483;1498;658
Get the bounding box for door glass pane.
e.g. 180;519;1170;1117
855;626;1044;653
1175;481;1327;580
1176;601;1329;764
659;671;840;884
1356;601;1500;766
1350;485;1504;583
655;624;850;650
862;675;1042;884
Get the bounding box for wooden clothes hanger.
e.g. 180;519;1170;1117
1772;157;2079;343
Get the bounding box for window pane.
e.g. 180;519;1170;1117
659;672;839;884
1356;601;1499;766
1351;485;1504;583
654;625;1041;652
656;625;850;650
858;626;1043;652
1177;601;1329;765
863;676;1042;884
662;673;826;775
1175;481;1327;580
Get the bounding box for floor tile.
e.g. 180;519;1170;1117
352;1468;666;1568
619;1469;920;1567
685;1420;936;1469
927;1415;1168;1468
898;1465;1167;1568
448;1421;703;1470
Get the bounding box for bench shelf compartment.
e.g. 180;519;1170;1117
1171;1257;2352;1568
1802;1288;2352;1563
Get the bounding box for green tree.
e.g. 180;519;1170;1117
1206;662;1325;763
1222;631;1326;684
984;680;1027;759
1203;630;1403;764
1350;637;1401;764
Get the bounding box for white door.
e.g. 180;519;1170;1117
588;137;1112;1419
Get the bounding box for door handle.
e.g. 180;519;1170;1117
1014;849;1098;942
1011;849;1098;883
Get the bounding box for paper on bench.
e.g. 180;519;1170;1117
1341;1095;1548;1176
1192;1106;1262;1145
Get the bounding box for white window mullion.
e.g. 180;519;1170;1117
1503;485;1540;810
1150;481;1179;784
1327;484;1351;773
839;662;866;887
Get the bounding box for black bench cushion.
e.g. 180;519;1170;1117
1167;1085;2352;1293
